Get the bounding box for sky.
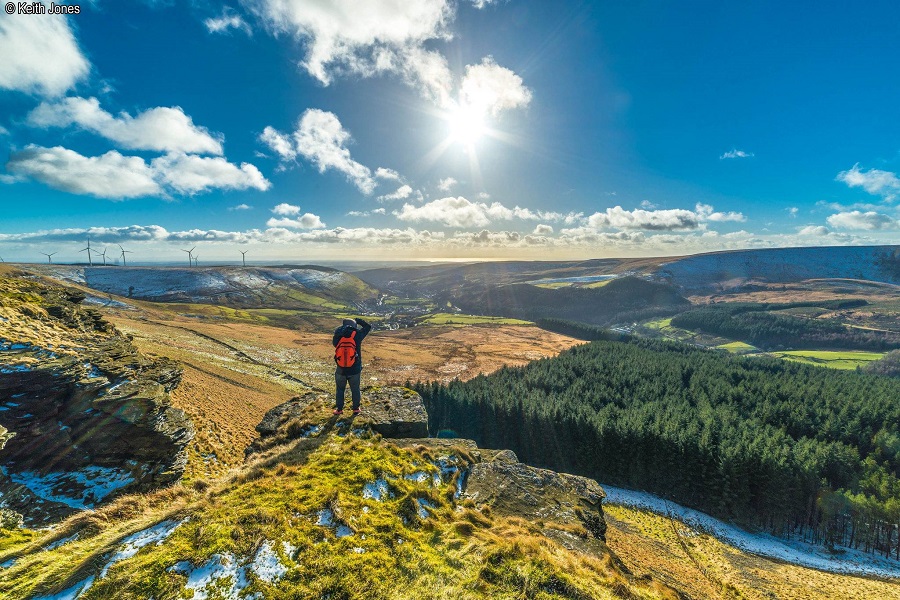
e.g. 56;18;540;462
2;0;900;264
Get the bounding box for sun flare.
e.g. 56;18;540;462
446;102;487;144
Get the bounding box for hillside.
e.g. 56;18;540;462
23;265;378;310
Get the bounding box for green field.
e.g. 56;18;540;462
717;341;757;353
418;312;532;326
762;350;885;370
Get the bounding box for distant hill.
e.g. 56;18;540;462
653;245;900;291
24;265;379;309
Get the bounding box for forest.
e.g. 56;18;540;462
415;338;900;556
670;301;900;351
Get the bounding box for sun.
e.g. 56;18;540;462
446;102;487;145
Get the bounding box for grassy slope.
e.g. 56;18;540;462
0;428;678;600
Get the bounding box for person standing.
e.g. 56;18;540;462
332;317;372;415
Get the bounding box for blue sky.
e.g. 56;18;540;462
2;0;900;263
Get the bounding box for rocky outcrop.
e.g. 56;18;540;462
252;386;428;453
253;386;608;545
0;272;193;525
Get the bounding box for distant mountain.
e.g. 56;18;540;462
24;265;379;309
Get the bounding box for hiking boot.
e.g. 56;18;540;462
352;409;361;415
332;409;343;416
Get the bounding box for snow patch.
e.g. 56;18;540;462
32;575;96;600
362;478;390;501
604;485;900;578
251;540;288;583
101;519;186;577
7;466;134;510
416;498;434;520
170;554;249;600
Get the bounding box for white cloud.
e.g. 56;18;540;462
586;204;744;231
6;145;162;199
0;125;8;136
6;145;270;199
459;57;532;116
437;176;457;192
205;8;252;34
259;126;295;161
375;167;402;181
720;149;754;159
836;164;900;200
271;202;301;216
260;109;376;193
150;153;270;194
28;97;224;155
797;225;831;237
0;13;90;96
245;0;454;103
394;196;575;228
826;210;898;231
533;224;553;235
229;203;252;211
347;208;386;217
469;0;496;8
377;184;413;202
267;214;326;229
640;200;657;209
787;207;799;218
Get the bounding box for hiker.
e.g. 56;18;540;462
332;317;372;415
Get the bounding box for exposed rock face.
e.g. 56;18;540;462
464;460;607;540
254;386;428;451
0;271;193;525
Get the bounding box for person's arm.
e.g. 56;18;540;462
332;328;341;347
355;318;372;341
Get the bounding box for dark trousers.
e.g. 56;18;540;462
335;367;361;411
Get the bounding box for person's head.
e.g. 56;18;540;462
342;318;357;328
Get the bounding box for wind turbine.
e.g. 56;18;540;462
181;247;196;267
41;252;57;264
80;238;93;266
192;255;199;267
118;244;132;266
240;250;248;267
98;248;108;266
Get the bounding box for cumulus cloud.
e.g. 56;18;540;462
437;176;457;192
260;109;376;193
245;0;454;103
267;215;326;229
205;8;252;34
375;167;402;181
150;153;270;194
797;225;831;237
229;203;252;210
271;202;301;216
0;13;90;96
533;224;553;235
28;97;225;155
836;164;900;200
6;145;270;199
720;149;754;159
6;145;162;199
377;184;413;202
826;210;898;231
394;196;578;228
787;207;799;218
459;57;532;116
586;204;744;231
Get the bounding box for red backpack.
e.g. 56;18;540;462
334;329;358;369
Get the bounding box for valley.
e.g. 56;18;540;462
3;246;900;598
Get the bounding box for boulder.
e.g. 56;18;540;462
464;459;607;540
254;386;428;448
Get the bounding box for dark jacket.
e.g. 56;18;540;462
333;318;371;375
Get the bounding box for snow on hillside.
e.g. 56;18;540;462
27;265;366;304
604;485;900;578
656;245;900;289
